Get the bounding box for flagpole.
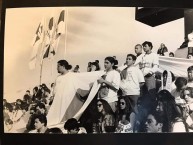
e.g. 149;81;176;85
40;59;44;85
64;8;68;58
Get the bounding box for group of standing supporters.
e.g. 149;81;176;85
3;40;193;134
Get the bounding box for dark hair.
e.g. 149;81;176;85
175;77;187;89
169;52;174;57
181;87;193;99
96;99;114;115
5;103;13;112
57;60;72;70
26;90;30;93
51;83;54;88
36;102;46;110
142;41;153;49
5;118;13;125
95;60;99;63
148;110;163;124
47;127;63;134
33;86;38;92
91;62;100;71
105;56;118;70
116;96;131;122
162;70;175;82
64;118;80;131
187;65;193;72
127;54;137;61
157;90;181;132
34;114;47;126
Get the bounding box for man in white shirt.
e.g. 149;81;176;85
134;41;159;102
187;65;193;87
120;54;145;113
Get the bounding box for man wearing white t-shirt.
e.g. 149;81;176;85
120;54;145;113
187;65;193;88
134;41;159;102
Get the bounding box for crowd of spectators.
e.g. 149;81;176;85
3;41;193;134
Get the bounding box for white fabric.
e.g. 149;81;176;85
102;70;120;103
171;89;185;105
134;53;159;76
159;56;193;77
187;82;193;88
172;121;186;132
120;66;144;95
188;32;193;47
47;71;104;126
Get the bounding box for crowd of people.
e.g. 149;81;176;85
3;41;193;134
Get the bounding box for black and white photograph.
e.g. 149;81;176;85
3;7;193;135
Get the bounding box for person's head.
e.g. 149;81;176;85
57;60;72;74
175;77;187;91
162;70;175;86
160;43;166;48
26;90;30;95
98;85;109;99
51;83;54;88
91;62;100;71
156;90;175;112
36;103;46;115
145;111;163;133
135;44;142;55
126;54;136;67
156;90;181;132
187;65;193;82
169;52;174;57
33;87;38;94
96;99;114;115
5;119;13;129
181;87;193;103
3;99;7;106
34;114;47;130
47;127;63;134
30;106;36;115
104;56;118;71
118;96;131;112
64;118;80;134
142;41;153;53
187;55;193;59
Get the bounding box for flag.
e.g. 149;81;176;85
56;10;65;39
42;16;55;59
42;10;65;60
29;18;44;70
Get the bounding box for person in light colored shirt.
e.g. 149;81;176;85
135;41;159;103
120;54;144;113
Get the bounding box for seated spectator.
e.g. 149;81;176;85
180;87;193;131
92;99;115;133
145;110;163;133
25;106;36;132
64;118;87;134
73;65;80;73
169;52;175;57
115;96;133;133
29;114;49;133
46;127;63;134
4;119;14;133
35;102;47;115
187;66;193;87
90;62;100;71
157;43;168;56
156;90;183;132
171;77;187;105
